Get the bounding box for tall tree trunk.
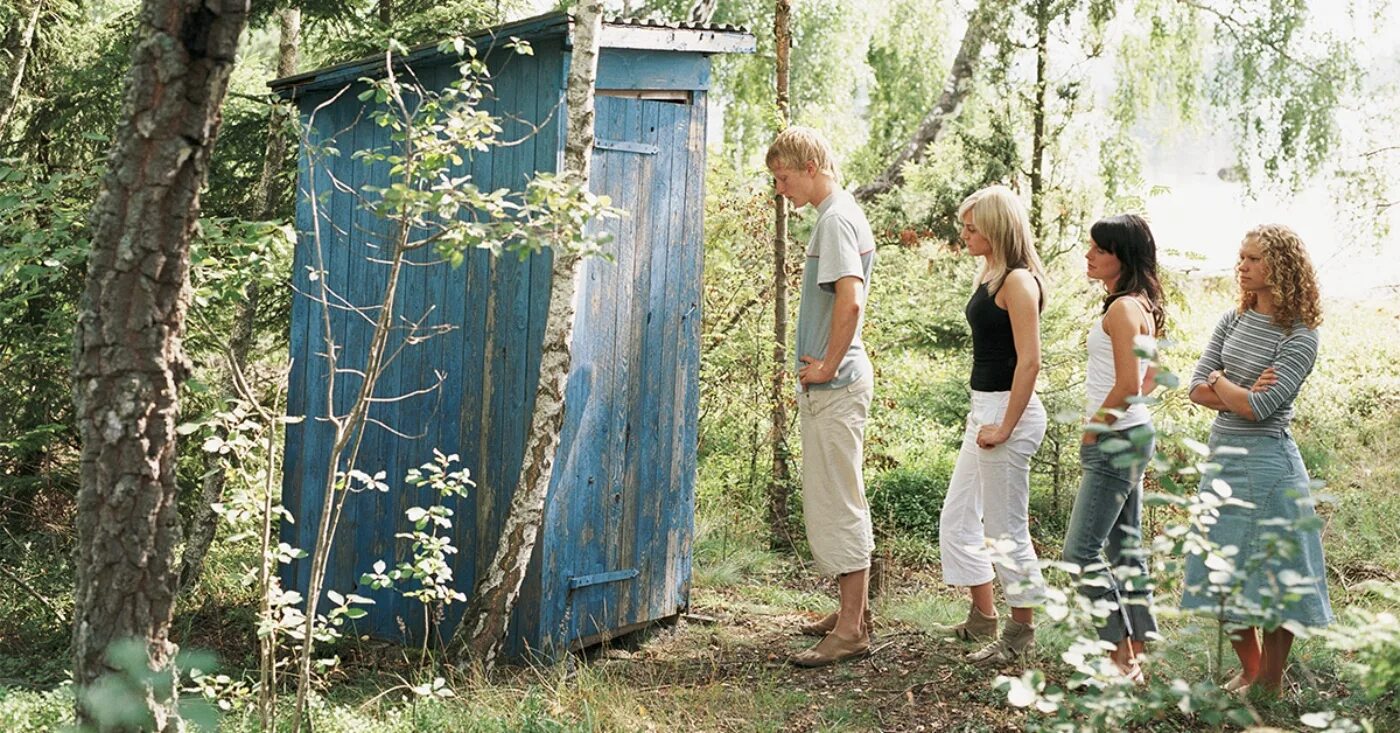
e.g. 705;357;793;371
177;6;300;594
0;0;43;137
1029;0;1048;243
454;0;602;670
767;0;792;552
687;0;719;24
71;1;248;730
854;0;999;202
377;0;391;26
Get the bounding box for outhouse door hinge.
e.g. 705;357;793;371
594;139;659;155
567;568;640;590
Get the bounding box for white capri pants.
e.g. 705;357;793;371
939;390;1048;607
799;375;876;577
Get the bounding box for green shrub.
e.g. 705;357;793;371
868;453;957;543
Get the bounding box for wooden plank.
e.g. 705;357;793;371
673;92;708;613
608;95;650;630
433;58;483;643
384;63;454;643
450;58;496;611
278;92;325;598
645;99;686;619
599;94;637;639
320;87;362;608
463;60;502;595
512;49;545;452
561;94;628;648
535;91;609;659
596;49;710;91
495;51;535;578
519;39;570;661
627;97;655;621
476;57;516;587
286;81;356;618
342;80;387;634
502;49;551;660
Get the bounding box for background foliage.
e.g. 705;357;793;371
1;0;1398;730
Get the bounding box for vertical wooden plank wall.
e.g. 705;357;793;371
281;83;357;604
282;37;711;660
674;91;707;614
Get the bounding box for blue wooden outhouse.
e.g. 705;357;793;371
270;13;753;661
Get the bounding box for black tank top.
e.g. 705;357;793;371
966;281;1017;391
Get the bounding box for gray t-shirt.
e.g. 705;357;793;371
1189;308;1319;436
795;190;876;391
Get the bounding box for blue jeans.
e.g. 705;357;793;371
1062;427;1157;643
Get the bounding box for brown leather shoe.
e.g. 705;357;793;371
798;608;874;637
788;631;871;668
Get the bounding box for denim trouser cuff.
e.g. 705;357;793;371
1095;594;1157;643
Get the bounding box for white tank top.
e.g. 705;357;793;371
1084;297;1153;430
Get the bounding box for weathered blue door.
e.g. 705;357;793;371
544;92;702;648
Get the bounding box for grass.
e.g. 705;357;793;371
1;529;1398;731
5;271;1400;730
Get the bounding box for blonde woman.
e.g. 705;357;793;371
938;186;1049;665
1181;224;1333;696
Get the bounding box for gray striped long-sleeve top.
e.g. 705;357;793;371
1189;308;1320;436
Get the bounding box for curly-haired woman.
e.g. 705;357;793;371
1181;224;1333;696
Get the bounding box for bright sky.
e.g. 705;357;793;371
516;1;1400;296
1142;2;1400;298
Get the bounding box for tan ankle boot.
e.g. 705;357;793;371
967;618;1035;666
941;606;998;642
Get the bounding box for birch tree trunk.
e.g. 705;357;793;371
767;0;793;551
0;0;43;137
71;1;248;730
854;0;998;202
178;6;300;594
687;0;719;24
454;0;602;670
1029;0;1049;243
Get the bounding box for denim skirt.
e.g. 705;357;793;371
1180;431;1334;628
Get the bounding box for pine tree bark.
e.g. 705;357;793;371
0;0;43;137
854;0;999;202
767;0;792;551
71;1;248;730
177;6;300;594
454;0;602;670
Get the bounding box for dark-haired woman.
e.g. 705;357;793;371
1062;214;1164;680
1180;224;1333;696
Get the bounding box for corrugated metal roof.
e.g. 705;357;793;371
603;16;748;34
270;11;753;95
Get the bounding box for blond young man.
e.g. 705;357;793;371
766;127;877;667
